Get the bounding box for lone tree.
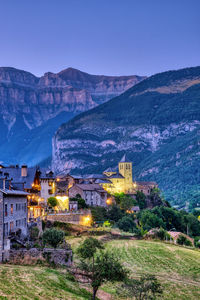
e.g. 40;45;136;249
120;274;163;300
77;237;127;299
47;197;58;208
42;228;64;248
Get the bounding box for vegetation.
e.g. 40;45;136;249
77;237;127;299
42;228;64;248
0;265;92;299
47;197;58;208
70;194;88;209
120;275;163;300
177;235;192;247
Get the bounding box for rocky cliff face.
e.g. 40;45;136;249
53;66;200;208
0;67;144;165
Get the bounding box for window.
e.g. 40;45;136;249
16;220;21;227
10;221;14;232
10;204;13;215
5;204;7;217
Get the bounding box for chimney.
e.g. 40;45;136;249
21;165;28;177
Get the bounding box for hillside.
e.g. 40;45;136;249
0;240;199;299
53;66;200;207
0;67;144;166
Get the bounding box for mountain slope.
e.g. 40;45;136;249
53;66;200;207
0;67;144;165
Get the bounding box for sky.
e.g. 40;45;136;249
0;0;199;77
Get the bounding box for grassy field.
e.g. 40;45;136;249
0;239;199;299
102;239;200;300
0;265;92;300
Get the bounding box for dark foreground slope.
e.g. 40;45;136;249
53;66;200;207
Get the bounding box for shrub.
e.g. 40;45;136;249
177;235;192;247
30;226;39;241
42;228;65;248
47;197;58;208
117;216;136;232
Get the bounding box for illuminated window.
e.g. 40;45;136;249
10;221;14;232
11;204;13;215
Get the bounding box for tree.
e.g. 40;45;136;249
42;228;64;248
47;197;58;208
70;194;88;209
117;216;136;232
120;274;163;300
120;194;137;211
139;210;165;231
107;205;124;222
91;207;107;223
136;191;147;209
177;235;192;247
77;237;127;299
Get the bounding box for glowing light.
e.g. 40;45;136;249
106;198;112;205
56;196;69;201
81;215;92;226
56;178;60;182
133;182;137;188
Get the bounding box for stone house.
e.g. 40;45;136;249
0;187;28;261
69;184;107;207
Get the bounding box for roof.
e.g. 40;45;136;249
103;167;115;173
85;174;104;179
95;179;112;184
119;154;132;163
39;168;55;179
0;188;29;196
71;184;106;192
0;166;37;189
131;206;140;211
106;173;124;179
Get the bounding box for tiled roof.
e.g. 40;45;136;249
0;188;29;196
0;166;37;189
106;173;124;179
73;184;106;192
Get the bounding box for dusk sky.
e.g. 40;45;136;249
0;0;199;77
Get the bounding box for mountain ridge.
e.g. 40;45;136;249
0;66;144;165
53;66;200;208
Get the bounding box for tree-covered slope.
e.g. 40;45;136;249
53;66;200;208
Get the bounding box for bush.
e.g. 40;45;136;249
177;235;192;247
42;228;65;248
30;226;39;241
47;197;58;208
117;216;136;232
194;236;200;248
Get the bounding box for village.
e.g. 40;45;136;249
0;155;161;261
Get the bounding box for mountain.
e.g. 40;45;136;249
53;66;200;208
0;67;144;165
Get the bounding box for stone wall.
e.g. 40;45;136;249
8;247;72;266
46;211;91;224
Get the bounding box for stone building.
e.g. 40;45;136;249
69;184;107;207
87;155;158;196
0;186;28;261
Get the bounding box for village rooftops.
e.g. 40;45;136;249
105;173;124;179
74;184;105;192
0;188;29;196
95;179;112;184
0;166;37;190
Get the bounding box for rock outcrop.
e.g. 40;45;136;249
0;67;144;165
52;66;200;207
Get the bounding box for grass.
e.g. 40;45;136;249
0;239;199;299
102;239;200;299
0;265;91;300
